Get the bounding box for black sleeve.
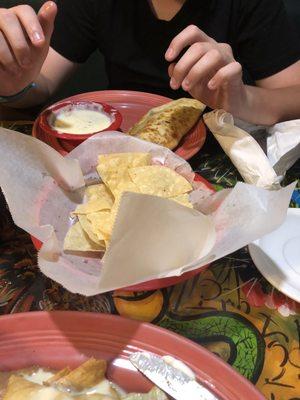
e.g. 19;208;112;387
50;0;99;63
234;0;300;81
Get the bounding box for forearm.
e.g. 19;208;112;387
240;84;300;126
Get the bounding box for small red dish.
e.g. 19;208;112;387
39;100;122;149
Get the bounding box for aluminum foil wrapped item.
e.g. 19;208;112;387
205;110;299;183
0;128;295;295
203;110;280;189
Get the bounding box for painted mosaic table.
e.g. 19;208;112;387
0;121;299;400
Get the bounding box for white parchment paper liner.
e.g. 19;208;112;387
0;128;295;295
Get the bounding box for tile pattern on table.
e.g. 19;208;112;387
0;121;299;400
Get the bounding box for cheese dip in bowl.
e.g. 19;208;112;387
39;101;122;149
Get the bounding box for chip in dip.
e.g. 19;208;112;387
63;152;193;253
2;358;168;399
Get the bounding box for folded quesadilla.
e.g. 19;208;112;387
128;98;206;149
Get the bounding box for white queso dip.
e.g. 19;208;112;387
50;104;113;135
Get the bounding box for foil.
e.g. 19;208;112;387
130;352;219;400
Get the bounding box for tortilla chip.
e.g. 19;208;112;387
87;211;114;240
3;375;109;400
54;358;107;392
77;395;118;400
123;386;168;399
78;214;104;244
44;368;71;385
63;222;104;252
73;197;112;215
128;98;206;149
97;153;151;168
170;193;193;208
77;394;118;399
109;178;141;226
96;153;150;194
113;179;140;200
85;184;113;202
3;375;56;400
129;165;193;197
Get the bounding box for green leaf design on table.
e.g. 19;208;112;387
159;311;265;383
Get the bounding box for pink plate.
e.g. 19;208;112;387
0;311;264;399
33;90;207;160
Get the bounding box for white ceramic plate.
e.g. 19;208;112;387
248;208;300;302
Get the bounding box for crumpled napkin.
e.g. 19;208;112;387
233;117;300;178
267;119;300;177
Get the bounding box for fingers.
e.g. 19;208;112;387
0;2;56;78
208;62;242;90
165;24;214;62
169;42;211;89
0;31;20;75
168;63;175;78
14;5;45;46
182;49;224;91
38;1;57;42
0;3;55;70
0;9;31;67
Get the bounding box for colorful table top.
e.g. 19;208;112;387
0;121;299;400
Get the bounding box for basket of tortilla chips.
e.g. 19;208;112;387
32;150;214;291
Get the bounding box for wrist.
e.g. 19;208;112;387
240;85;254;117
227;84;257;123
0;82;37;104
242;85;280;126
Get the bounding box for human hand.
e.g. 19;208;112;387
165;25;246;113
0;1;57;97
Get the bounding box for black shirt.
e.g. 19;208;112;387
51;0;300;99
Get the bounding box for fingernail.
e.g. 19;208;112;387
44;1;55;11
22;57;31;66
170;77;178;89
182;79;190;89
32;31;44;43
166;48;174;59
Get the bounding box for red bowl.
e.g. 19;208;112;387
39;100;122;149
0;312;265;399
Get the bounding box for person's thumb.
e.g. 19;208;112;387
38;1;57;42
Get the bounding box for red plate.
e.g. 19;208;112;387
0;311;264;399
32;90;207;160
31;173;214;292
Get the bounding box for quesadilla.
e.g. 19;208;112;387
128;98;206;149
